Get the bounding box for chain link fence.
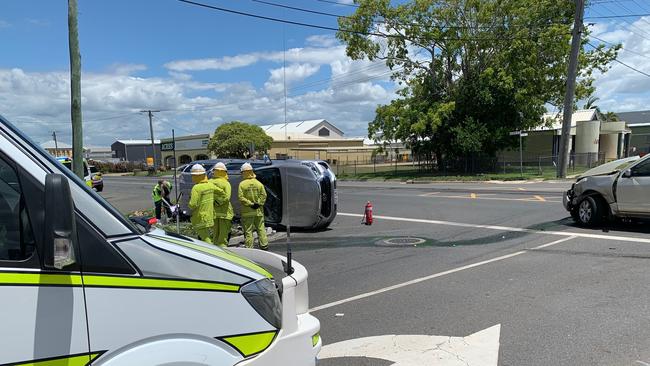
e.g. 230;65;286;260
329;152;609;178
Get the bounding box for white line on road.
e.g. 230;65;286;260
310;236;576;312
338;212;650;244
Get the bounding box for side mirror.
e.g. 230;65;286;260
622;169;632;178
43;174;77;269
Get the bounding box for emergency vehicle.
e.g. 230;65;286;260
0;115;321;365
57;156;104;192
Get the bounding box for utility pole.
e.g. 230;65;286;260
141;110;160;169
52;131;60;157
558;0;585;178
68;0;84;179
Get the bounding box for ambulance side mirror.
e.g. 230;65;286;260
43;173;77;269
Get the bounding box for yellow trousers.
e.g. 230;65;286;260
195;227;212;244
242;216;268;249
212;218;232;247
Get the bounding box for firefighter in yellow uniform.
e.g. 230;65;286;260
188;164;223;244
210;162;233;247
238;162;268;250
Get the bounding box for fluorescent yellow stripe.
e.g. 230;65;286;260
222;331;277;357
13;352;100;366
0;273;82;286
83;275;240;292
149;234;273;278
0;272;239;292
312;333;320;347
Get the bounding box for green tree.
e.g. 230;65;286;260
208;121;273;158
338;0;619;168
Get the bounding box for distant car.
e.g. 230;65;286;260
57;157;104;192
563;154;650;226
179;159;337;229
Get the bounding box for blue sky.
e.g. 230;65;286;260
1;0;650;146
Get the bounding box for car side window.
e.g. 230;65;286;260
632;159;650;177
0;157;36;261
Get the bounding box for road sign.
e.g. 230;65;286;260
161;142;175;151
510;131;528;136
520;133;529;137
319;324;501;365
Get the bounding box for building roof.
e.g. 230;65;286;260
259;119;345;137
40;140;72;149
115;139;160;145
537;109;599;131
614;110;650;126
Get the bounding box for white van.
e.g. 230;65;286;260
0;115;321;365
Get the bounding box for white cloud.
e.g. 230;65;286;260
107;63;147;75
306;34;339;48
163;46;348;72
264;63;321;93
165;54;260;71
590;17;650;113
0;63;396;146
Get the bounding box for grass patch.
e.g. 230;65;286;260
336;167;587;182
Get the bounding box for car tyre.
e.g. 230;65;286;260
575;196;602;227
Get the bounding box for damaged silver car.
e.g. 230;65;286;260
563;154;650;226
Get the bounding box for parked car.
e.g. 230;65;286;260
57;156;104;192
563;154;650;226
179;159;337;229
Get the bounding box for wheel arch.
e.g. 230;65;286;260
93;334;243;366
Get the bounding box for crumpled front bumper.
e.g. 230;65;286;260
231;248;321;366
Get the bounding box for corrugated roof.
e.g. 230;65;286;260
116;139;160;145
615;110;650;126
258;119;344;136
40;140;72;149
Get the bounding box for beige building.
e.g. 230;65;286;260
160;134;210;167
41;140;74;157
501;109;630;163
259;120;372;163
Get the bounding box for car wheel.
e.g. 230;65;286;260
576;196;602;227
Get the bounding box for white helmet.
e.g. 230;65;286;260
214;162;227;171
240;162;253;172
190;163;206;176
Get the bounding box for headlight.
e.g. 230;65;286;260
241;278;282;329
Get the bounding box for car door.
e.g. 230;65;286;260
616;157;650;214
0;153;91;364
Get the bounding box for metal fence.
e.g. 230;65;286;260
329;152;608;177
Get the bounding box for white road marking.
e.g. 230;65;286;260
319;325;501;366
310;236;575;312
338;212;650;244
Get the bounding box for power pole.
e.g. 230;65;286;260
52;131;60;157
141;109;160;169
68;0;83;179
557;0;585;178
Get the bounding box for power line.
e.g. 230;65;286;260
612;57;650;77
589;34;650;60
587;41;650;77
585;12;650;19
178;0;570;40
253;0;569;31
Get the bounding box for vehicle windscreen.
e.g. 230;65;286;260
89;166;98;174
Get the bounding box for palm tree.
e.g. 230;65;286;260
603;111;619;122
583;96;600;110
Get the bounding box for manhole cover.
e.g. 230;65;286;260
377;237;426;246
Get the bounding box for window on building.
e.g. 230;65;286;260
318;127;330;137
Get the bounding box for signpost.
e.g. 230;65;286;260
510;131;528;176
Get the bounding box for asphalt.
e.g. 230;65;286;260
101;176;650;365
